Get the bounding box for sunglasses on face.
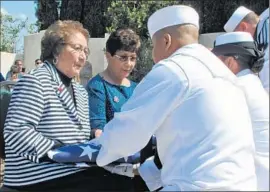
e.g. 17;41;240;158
114;54;137;62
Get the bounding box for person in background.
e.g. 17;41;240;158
29;59;43;75
79;61;92;87
6;65;20;82
86;28;150;191
95;5;257;191
21;67;26;75
5;59;24;80
212;31;269;191
224;6;269;93
2;20;109;192
0;73;5;82
35;59;43;68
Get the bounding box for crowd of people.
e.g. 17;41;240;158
0;59;42;83
0;4;269;192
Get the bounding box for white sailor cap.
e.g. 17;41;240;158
212;32;256;56
215;32;254;46
147;5;199;39
213;32;264;73
224;6;253;32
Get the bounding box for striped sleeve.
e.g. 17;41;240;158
257;18;269;48
3;74;55;163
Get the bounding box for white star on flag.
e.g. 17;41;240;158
79;145;95;160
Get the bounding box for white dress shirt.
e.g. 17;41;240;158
97;44;257;191
237;69;269;191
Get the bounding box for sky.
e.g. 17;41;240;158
1;0;38;52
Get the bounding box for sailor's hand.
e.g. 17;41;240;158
133;163;140;175
103;163;135;177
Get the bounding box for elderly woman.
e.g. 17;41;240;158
87;28;150;191
2;20;104;192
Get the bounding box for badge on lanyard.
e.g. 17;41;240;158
113;96;119;103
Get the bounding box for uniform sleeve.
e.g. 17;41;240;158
96;64;189;166
4;74;55;163
138;156;162;191
87;82;107;130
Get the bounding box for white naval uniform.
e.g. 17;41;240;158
236;69;269;191
257;8;269;93
97;44;257;191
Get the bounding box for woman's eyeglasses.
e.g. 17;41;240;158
114;54;137;62
65;43;90;58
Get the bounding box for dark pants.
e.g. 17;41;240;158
1;167;148;192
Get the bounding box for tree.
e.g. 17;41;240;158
104;0;269;81
81;0;111;37
35;0;269;36
35;0;111;37
105;1;180;38
35;0;59;30
0;12;37;53
105;1;181;81
35;0;269;81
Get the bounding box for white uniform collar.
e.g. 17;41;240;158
236;68;253;77
170;43;200;57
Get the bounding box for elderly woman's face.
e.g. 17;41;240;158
57;32;88;78
106;50;137;79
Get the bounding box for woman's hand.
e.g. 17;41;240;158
95;129;103;138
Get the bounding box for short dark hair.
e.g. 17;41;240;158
14;59;22;65
35;59;42;63
106;28;141;56
10;65;20;75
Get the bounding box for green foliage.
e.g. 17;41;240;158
0;12;37;53
105;1;180;81
130;38;153;82
35;0;110;37
105;1;179;38
81;0;110;38
35;0;59;30
35;0;269;81
104;0;269;81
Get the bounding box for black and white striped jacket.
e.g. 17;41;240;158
257;8;269;92
256;8;269;50
3;62;91;186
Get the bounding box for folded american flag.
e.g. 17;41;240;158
47;139;141;164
